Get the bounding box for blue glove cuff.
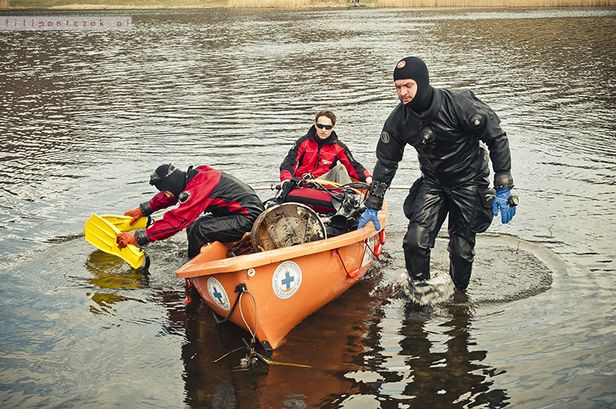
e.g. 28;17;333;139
358;207;381;231
495;187;511;198
366;208;378;216
493;188;516;224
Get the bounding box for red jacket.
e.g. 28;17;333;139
279;126;371;182
136;165;263;244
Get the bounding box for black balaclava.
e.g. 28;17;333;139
149;164;187;197
393;56;434;113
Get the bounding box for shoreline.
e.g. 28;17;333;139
2;1;615;10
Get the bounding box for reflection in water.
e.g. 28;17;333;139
398;297;508;408
84;250;149;314
87;292;128;315
175;266;509;407
85;250;150;289
178;270;385;408
0;7;614;408
181;308;245;408
330;295;509;408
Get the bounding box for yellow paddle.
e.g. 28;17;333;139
100;214;148;231
84;214;145;269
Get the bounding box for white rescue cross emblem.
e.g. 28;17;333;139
272;261;302;299
207;277;230;311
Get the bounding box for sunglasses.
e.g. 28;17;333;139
316;123;333;130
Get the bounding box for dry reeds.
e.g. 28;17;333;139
228;0;346;7
375;0;615;5
3;0;614;8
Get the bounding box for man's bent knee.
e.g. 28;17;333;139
403;224;431;253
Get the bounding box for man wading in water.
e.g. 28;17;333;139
358;56;518;292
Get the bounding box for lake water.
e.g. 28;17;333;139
1;6;615;408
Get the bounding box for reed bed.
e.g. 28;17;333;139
1;0;226;8
2;0;614;9
375;0;615;6
227;0;344;7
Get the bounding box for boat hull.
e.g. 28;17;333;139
176;207;387;350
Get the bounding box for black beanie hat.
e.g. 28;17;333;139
393;56;434;113
149;164;187;197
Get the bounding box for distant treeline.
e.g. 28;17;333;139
1;0;614;9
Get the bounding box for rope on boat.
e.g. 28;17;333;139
252;352;312;368
212;346;244;363
213;283;247;325
365;237;379;258
334;248;350;276
235;290;313;369
238;290;258;344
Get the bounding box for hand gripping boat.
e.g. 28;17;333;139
176;185;387;352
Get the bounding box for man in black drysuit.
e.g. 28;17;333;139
358;56;517;291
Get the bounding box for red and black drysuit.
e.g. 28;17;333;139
279;125;371;182
134;165;264;258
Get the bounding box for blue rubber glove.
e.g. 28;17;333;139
492;188;516;224
358;208;381;231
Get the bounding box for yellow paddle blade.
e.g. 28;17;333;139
100;214;148;231
84;214;145;269
314;178;341;188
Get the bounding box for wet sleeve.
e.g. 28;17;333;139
372;120;406;187
364;115;406;209
279;136;306;181
145;193;212;242
460;91;513;185
140;191;179;216
337;141;369;182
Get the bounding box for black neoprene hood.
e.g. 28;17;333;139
393;56;434;113
150;164;187;197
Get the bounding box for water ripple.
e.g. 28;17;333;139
1;8;615;409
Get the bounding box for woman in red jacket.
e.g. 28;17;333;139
279;110;372;185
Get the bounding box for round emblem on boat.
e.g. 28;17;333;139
247;268;256;277
272;261;302;299
207;277;230;311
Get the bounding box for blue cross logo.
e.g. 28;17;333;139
281;271;295;290
273;261;302;299
212;286;223;303
207;278;230;310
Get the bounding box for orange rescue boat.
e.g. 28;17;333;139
175;200;387;351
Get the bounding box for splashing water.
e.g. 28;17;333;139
395;270;456;305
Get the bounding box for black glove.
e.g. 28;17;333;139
278;178;298;202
